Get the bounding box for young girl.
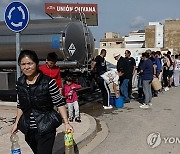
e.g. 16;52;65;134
63;77;82;122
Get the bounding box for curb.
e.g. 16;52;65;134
75;113;97;150
0;104;97;153
78;119;109;154
53;113;97;154
0;101;16;107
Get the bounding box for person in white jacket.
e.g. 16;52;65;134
100;69;120;109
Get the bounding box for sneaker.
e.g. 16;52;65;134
153;94;158;97
149;103;152;106
69;117;73;122
75;117;81;123
164;87;169;92
129;95;135;99
103;105;113;109
139;104;149;109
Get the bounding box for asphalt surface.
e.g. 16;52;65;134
79;86;180;154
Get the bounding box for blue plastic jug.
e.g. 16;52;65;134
114;96;124;108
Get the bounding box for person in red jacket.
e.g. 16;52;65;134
39;52;63;93
63;76;82;122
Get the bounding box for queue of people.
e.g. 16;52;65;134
91;49;180;110
137;50;180;108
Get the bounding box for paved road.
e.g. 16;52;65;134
80;87;180;154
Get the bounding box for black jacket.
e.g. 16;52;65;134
117;56;131;80
16;73;61;135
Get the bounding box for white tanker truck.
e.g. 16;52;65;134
0;18;96;101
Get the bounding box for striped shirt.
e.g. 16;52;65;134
17;79;65;129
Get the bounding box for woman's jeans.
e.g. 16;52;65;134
143;80;152;104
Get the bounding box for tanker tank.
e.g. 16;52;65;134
0;18;95;68
0;18;97;101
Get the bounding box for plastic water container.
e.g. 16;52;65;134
114;96;124;108
152;77;162;90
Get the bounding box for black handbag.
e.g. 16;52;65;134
34;109;62;135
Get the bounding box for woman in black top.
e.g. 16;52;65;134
11;50;73;154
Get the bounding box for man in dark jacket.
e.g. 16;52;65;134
114;52;131;103
125;50;136;98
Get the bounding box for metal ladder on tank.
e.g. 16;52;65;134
78;11;92;72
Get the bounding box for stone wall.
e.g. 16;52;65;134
164;20;180;53
145;25;155;48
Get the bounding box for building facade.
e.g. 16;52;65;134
99;32;124;48
124;30;145;48
97;20;180;66
164;20;180;53
145;22;164;48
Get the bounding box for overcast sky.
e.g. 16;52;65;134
1;0;180;47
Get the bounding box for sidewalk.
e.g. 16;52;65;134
0;105;97;154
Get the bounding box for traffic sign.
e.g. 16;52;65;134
4;1;29;32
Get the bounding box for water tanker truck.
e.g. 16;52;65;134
0;18;96;101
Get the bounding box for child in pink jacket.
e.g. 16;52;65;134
63;77;82;122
